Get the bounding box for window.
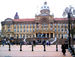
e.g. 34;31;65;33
58;34;60;38
61;24;63;28
20;34;22;38
24;24;25;28
46;24;48;30
61;28;63;32
30;24;32;28
65;28;67;31
24;28;25;32
14;29;16;32
65;24;66;27
42;24;43;31
17;28;19;32
55;24;56;26
36;28;39;31
55;28;56;32
55;24;56;28
20;28;22;32
30;29;32;32
30;24;32;32
50;28;52;30
17;24;19;32
33;28;35;32
23;34;25;38
24;24;25;32
42;24;43;28
50;24;53;28
33;24;35;28
20;24;22;28
44;24;45;30
65;34;67;38
8;24;11;28
58;24;60;28
36;23;39;28
8;29;10;32
50;24;53;30
27;24;28;32
20;24;22;32
36;24;39;31
33;35;35;37
62;34;63;39
43;24;48;31
58;28;60;32
27;24;28;28
17;24;19;28
14;24;16;29
14;34;16;37
55;34;57;37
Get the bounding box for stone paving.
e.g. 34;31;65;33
0;45;73;57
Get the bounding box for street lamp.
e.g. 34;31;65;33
63;6;75;48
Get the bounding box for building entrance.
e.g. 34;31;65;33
36;33;49;38
51;33;53;38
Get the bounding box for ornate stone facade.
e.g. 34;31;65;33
1;2;75;41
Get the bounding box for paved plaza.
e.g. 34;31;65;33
0;45;73;57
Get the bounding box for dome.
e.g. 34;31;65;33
40;2;50;15
41;2;49;10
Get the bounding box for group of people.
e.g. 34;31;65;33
1;38;10;46
31;40;51;46
0;37;68;56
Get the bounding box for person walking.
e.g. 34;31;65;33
2;39;5;46
61;42;66;56
46;40;49;46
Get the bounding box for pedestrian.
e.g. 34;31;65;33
46;40;49;46
8;40;10;45
61;42;66;56
2;39;5;46
49;41;51;46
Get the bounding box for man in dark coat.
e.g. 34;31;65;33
61;43;66;55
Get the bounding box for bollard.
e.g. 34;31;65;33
20;43;22;51
32;45;34;51
44;45;46;51
9;43;11;51
56;43;58;51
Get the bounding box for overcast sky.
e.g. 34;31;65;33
0;0;75;30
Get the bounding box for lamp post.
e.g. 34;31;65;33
32;44;34;51
20;41;22;51
63;6;75;48
8;40;11;51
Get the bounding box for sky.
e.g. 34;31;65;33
0;0;75;30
